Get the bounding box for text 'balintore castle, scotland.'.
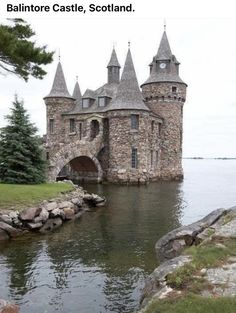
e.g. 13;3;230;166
44;30;187;184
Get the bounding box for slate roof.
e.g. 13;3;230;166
44;62;73;99
143;67;186;85
156;31;173;60
82;89;96;99
72;81;82;102
107;48;121;68
106;49;149;112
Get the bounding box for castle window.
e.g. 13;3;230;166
82;98;90;108
151;150;153;168
46;152;49;160
49;119;54;134
131;148;138;168
98;97;106;107
69;118;76;133
79;122;82;140
157;123;161;136
90;120;100;141
156;151;159;168
131;114;139;130
151;121;155;133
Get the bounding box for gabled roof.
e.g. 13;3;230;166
72;81;82;101
107;49;149;112
82;89;96;99
107;48;121;68
44;62;73;99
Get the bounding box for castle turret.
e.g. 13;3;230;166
141;30;187;180
44;61;75;146
72;78;82;104
107;48;121;84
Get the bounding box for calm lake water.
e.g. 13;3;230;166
0;159;236;313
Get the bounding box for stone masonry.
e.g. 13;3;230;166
44;29;187;183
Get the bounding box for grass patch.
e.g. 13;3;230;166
144;294;236;313
0;183;75;210
166;239;236;290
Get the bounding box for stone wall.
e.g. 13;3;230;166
107;110;162;183
142;82;186;180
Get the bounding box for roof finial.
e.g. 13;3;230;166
164;19;166;31
128;41;131;49
59;48;61;62
76;75;78;82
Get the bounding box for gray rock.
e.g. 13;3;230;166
214;219;236;238
0;215;13;225
39;218;62;233
19;207;42;221
71;198;82;206
58;201;74;209
8;211;19;219
26;222;43;230
141;255;191;305
83;193;106;207
0;229;9;241
33;208;49;223
155;208;226;262
44;202;58;212
50;208;62;218
0;222;22;238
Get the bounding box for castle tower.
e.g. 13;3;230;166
107;48;121;84
44;61;75;146
107;48;151;183
141;30;187;180
72;78;82;104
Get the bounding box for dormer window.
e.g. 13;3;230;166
82;98;90;108
98;97;105;107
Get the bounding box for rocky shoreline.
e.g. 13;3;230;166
0;184;106;242
139;206;236;312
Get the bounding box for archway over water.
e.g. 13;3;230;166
57;156;101;183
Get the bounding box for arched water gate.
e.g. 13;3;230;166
47;140;103;183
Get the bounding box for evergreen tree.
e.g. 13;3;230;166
0;96;46;184
0;18;53;81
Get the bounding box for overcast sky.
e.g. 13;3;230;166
1;0;236;157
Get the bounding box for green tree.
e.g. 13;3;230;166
0;96;46;184
0;18;53;81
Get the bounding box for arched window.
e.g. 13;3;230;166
90;120;100;140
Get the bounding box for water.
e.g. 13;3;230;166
0;159;236;313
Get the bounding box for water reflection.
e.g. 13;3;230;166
0;180;184;313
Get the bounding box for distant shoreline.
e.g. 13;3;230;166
183;157;236;160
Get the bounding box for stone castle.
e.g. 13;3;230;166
44;30;187;183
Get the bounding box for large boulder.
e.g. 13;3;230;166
63;207;75;220
0;222;22;238
19;207;42;222
155;208;226;262
33;208;49;224
140;255;192;306
83;193;106;207
44;202;58;212
58;201;74;209
39;218;62;233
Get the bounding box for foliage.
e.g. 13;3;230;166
0;18;53;81
0;96;46;184
144;294;236;313
0;183;74;210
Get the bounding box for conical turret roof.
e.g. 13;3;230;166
72;80;82;101
44;62;73;99
156;31;172;60
108;49;149;111
107;48;121;68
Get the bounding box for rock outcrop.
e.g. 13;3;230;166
0;185;106;242
140;206;236;312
